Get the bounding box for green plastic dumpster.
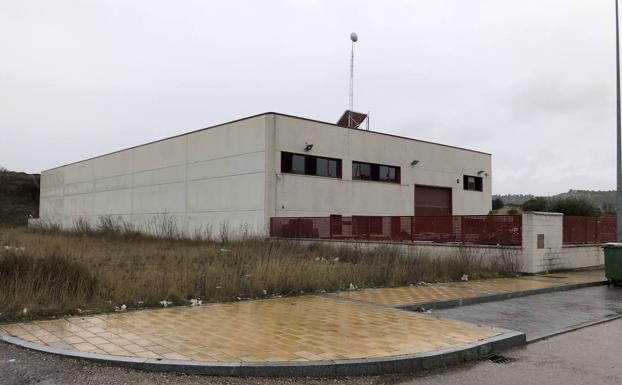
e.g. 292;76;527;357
603;243;622;286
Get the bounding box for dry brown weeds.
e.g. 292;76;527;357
0;227;520;322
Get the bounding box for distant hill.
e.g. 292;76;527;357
0;168;40;227
494;190;616;213
494;194;535;205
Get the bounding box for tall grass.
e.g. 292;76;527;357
0;251;96;318
0;227;520;322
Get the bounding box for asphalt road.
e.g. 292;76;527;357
2;318;622;385
435;285;622;341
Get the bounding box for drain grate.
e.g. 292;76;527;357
488;354;516;364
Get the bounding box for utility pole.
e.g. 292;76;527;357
616;0;622;241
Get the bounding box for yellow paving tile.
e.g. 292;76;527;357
0;296;501;363
31;329;52;338
64;336;86;344
38;335;61;344
22;334;41;342
335;270;605;307
161;352;191;360
72;342;97;352
134;350;163;359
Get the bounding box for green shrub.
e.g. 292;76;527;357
547;196;601;216
522;196;601;216
522;197;548;212
602;202;615;215
492;198;504;211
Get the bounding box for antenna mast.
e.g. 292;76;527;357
349;32;358;128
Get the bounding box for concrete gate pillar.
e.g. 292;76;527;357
520;212;563;274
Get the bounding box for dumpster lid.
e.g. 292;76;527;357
602;243;622;249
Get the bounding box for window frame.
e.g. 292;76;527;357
281;152;342;179
463;175;483;192
352;161;401;184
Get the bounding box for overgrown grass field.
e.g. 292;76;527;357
0;226;519;323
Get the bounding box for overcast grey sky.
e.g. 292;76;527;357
0;0;617;195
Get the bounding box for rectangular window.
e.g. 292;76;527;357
352;161;400;183
291;154;305;173
316;158;328;176
328;160;337;177
281;152;341;178
463;175;483;191
353;162;371;180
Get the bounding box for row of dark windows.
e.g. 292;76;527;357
281;152;400;183
352;161;400;183
281;152;342;178
281;152;484;191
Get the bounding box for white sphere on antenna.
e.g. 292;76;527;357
350;32;358;42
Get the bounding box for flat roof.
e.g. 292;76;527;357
43;112;490;172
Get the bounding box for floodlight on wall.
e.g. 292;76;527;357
410;160;420;166
304;143;314;152
477;170;485;175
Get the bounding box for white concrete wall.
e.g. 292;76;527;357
289;235;603;274
266;114;492;220
558;245;604;271
286;238;521;269
39;115;268;237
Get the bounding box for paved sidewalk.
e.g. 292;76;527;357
0;296;500;362
0;269;603;375
334;270;604;307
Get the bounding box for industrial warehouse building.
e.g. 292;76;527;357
39;112;492;236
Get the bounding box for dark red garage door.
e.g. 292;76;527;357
415;185;452;216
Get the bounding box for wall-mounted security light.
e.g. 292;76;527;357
304;143;314;152
477;170;486;175
410;160;420;166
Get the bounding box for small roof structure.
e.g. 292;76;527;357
336;110;368;129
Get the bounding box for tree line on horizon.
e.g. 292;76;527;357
493;194;612;217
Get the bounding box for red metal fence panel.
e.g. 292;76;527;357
459;215;523;246
270;215;522;246
563;216;616;244
413;216;456;243
270;215;616;246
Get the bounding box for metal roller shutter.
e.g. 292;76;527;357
415;185;452;216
